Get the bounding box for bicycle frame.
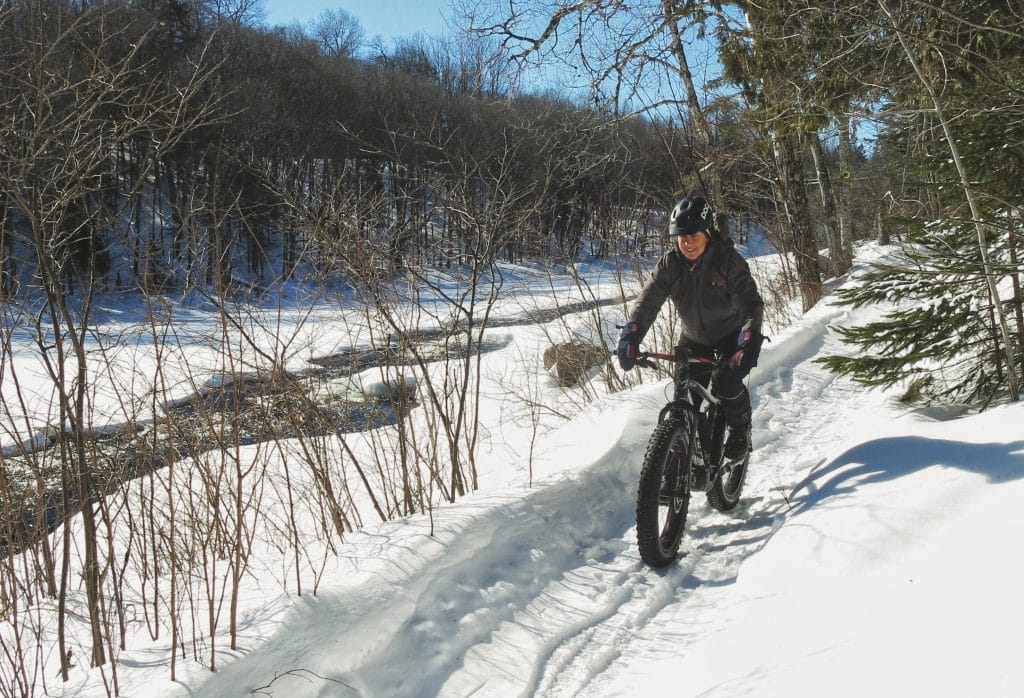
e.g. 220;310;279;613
637;350;729;474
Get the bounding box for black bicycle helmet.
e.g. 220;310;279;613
668;195;713;236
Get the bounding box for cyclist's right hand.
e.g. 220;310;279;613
617;322;642;370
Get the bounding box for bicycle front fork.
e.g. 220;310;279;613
691;409;726;490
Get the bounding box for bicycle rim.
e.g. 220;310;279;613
636;417;693;567
707;452;749;512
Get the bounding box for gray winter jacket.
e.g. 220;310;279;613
628;239;763;347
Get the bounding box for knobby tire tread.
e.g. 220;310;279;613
636;417;692;567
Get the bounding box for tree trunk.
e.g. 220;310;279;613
876;205;889;245
809;131;847;277
740;5;821;309
774;131;822;311
1009;211;1024;376
836;115;855;259
0;194;12;297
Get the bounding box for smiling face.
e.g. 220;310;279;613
677;231;708;261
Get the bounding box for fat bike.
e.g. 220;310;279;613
633;348;750;568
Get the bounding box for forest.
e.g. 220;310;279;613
1;1;1020;393
0;0;1022;692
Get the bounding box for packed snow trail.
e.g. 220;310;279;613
181;277;875;698
437;306;867;697
189;393;655;697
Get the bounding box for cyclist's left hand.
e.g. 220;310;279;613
730;321;763;378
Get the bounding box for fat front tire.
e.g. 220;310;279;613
636;417;693;567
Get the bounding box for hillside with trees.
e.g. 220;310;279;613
0;0;1021;691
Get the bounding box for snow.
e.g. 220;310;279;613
7;243;1024;697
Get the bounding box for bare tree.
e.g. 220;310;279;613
309;7;365;58
196;0;266;28
0;0;223;675
467;1;740;232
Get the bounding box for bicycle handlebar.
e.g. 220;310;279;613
635;351;720;368
610;330;731;371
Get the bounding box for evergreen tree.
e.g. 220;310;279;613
819;223;1022;407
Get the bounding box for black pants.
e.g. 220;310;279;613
674;332;751;427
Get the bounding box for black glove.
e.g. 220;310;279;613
617;322;642;371
729;320;764;379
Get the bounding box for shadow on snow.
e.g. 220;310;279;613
790;437;1024;515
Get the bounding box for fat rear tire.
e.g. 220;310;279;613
707;425;749;512
636;417;693;567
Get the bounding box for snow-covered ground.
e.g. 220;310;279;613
9;244;1024;697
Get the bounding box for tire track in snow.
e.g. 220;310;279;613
511;548;708;698
529;305;879;696
197;407;669;698
451;304;870;696
194;301;866;698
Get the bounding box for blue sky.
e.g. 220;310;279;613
262;0;452;44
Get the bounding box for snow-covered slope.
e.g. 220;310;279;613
53;248;1024;697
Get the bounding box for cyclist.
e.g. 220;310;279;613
617;195;765;460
